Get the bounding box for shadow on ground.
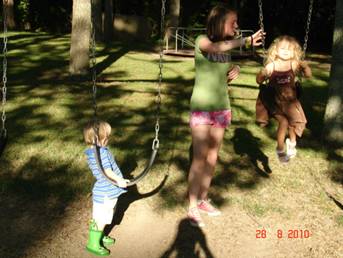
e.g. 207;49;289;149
160;218;214;258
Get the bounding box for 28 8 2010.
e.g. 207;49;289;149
256;229;312;239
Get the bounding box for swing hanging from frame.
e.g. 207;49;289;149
90;0;166;187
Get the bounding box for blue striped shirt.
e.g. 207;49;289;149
85;146;127;204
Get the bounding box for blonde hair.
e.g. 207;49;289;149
264;35;303;66
83;120;111;146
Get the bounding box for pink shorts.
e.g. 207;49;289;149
190;110;232;128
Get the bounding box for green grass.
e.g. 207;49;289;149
336;215;343;226
0;31;342;256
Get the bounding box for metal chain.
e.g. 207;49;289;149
90;0;98;119
258;0;266;56
88;0;165;150
1;0;8;137
298;0;314;82
152;0;166;150
302;0;314;57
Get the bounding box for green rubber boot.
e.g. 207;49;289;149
86;220;110;256
102;235;115;247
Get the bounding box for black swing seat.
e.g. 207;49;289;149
93;145;158;187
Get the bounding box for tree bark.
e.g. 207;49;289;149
166;0;180;40
3;0;16;29
168;0;180;27
69;0;91;75
104;0;114;42
323;0;343;146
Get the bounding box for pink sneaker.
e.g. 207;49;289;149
197;199;221;216
187;207;205;227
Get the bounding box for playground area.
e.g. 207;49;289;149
0;31;342;258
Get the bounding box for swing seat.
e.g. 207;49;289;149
93;144;158;187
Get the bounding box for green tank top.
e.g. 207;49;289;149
190;35;232;111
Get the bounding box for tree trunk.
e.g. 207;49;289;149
92;0;103;42
114;0;120;13
168;0;180;27
3;0;16;29
166;0;180;40
104;0;114;42
69;0;91;75
323;0;343;146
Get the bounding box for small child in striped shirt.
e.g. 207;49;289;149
83;120;129;256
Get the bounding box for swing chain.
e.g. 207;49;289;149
153;0;166;150
1;0;8;137
258;0;266;56
303;0;314;57
90;0;98;119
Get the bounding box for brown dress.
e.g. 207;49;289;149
256;68;307;137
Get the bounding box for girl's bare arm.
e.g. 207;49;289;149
299;61;312;78
199;29;264;53
256;63;273;84
104;168;128;187
199;36;247;53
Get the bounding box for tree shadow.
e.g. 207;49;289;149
325;145;343;187
0;156;85;258
160;218;214;258
0;32;168;257
231;128;272;176
95;45;130;76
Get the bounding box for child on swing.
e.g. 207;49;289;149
256;35;312;163
83;120;129;256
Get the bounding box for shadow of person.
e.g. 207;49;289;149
104;167;168;235
160;218;214;258
232;128;272;176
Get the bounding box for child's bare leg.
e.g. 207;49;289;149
288;126;296;143
275;115;289;151
95;222;106;231
286;126;297;158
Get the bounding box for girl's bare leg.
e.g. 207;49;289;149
199;127;225;200
275;115;289;151
188;125;210;208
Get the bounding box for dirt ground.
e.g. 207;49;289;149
16;169;342;258
2;142;342;258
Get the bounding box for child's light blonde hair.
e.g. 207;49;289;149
264;35;303;66
83;120;111;145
